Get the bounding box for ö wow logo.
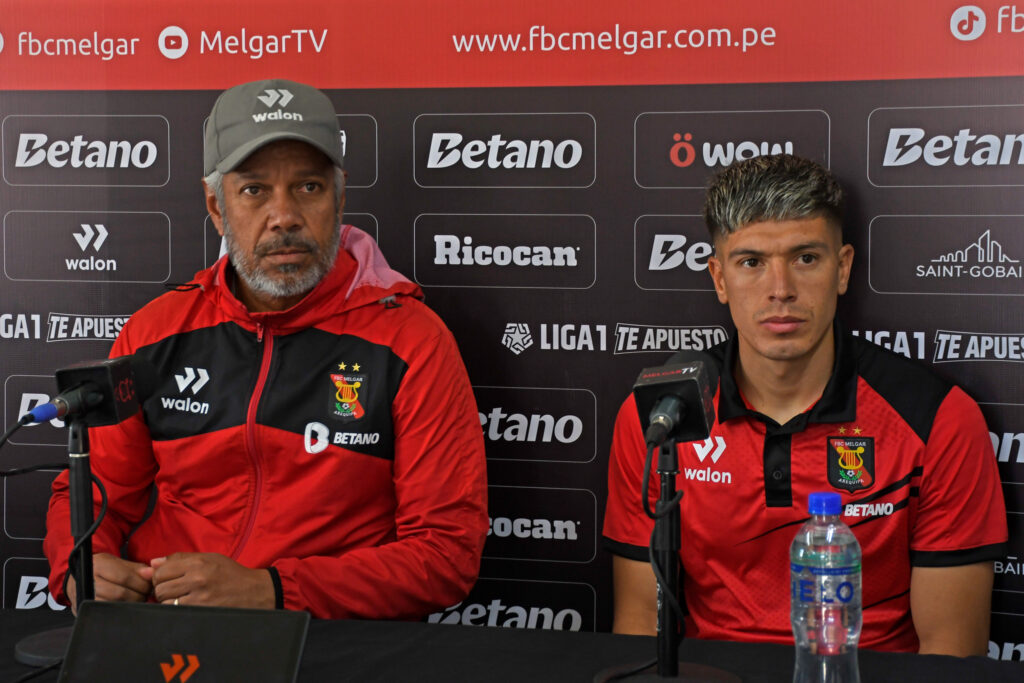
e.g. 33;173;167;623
669;131;794;169
951;6;986;40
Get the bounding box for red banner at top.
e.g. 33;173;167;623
0;0;1022;90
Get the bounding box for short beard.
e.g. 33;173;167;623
222;216;341;301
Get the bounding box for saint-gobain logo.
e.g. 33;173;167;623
951;6;986;41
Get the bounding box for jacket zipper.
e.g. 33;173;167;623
231;321;273;559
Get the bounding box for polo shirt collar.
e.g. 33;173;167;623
716;320;858;428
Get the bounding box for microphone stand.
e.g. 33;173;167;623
67;417;96;606
595;438;739;682
654;441;682;677
14;417;94;666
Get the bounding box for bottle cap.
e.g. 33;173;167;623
808;492;841;515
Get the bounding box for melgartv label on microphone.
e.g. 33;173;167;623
3;558;67;610
3;470;60;540
414;213;595;289
869;215;1024;295
485;485;596;563
2;114;170;186
634;109;830;189
4;375;65;446
413;112;596;188
3;211;171;283
634;215;715;291
426;577;596;631
867;105;1024;187
474;386;596;463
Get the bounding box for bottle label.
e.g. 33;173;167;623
791;568;860;605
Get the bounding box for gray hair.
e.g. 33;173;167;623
702;154;844;242
204;165;346;212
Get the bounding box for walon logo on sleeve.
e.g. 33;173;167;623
3;211;171;283
634;109;830;189
2;114;170;187
635;215;715;291
414;213;596;289
413;112;595;188
868;104;1024;187
869;215;1023;296
484;485;596;563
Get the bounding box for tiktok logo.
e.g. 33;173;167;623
670;133;696;167
950;5;987;41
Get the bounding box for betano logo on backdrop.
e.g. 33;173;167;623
414;113;595;188
634;215;715;291
633;109;830;189
2;114;169;186
868;104;1024;187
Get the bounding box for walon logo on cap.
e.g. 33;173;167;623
257;88;293;108
253;89;301;122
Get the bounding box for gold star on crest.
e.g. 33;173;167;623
352;363;361;371
838;426;847;435
852;426;863;435
338;362;347;370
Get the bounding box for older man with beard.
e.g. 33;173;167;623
43;79;488;620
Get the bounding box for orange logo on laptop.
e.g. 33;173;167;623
161;654;200;682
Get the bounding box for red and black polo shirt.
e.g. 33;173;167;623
603;323;1007;652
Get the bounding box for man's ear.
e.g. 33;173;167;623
707;252;729;305
203;179;225;237
837;243;855;296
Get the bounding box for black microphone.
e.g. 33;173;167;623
22;355;158;427
632;356;717;447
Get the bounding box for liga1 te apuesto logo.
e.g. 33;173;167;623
827;427;875;492
330;362;366;421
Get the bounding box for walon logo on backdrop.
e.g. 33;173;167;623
868;105;1024;186
2;114;169;186
484;485;596;563
634;109;830;188
413;213;596;289
413;113;595;188
868;215;1024;295
3;211;171;283
474;386;596;463
427;578;596;631
635;215;715;291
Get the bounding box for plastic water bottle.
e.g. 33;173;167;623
790;492;861;683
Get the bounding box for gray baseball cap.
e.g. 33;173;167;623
204;78;344;176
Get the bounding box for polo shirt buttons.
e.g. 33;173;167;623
771;469;784;481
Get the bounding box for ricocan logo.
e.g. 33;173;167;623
158;26;189;59
951;6;986;41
